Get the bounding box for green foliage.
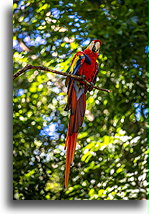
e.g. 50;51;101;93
13;0;148;200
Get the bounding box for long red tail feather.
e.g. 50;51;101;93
64;46;99;188
64;87;86;188
65;132;78;188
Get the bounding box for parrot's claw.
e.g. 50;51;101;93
88;82;94;91
81;75;86;80
90;82;94;86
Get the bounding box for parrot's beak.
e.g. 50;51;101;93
92;45;96;53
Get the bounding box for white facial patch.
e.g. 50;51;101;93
95;42;100;51
87;41;101;52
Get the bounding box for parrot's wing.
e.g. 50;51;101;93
65;51;91;87
70;52;91;75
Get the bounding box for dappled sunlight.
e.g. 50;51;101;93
13;0;147;200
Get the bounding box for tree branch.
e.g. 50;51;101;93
13;64;112;93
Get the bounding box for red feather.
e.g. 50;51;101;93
64;42;100;188
93;39;102;45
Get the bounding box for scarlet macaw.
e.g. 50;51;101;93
64;40;102;188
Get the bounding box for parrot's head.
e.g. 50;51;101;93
87;40;102;53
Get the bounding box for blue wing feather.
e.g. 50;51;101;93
84;54;91;65
66;52;91;92
72;58;82;75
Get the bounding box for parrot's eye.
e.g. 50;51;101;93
87;41;100;52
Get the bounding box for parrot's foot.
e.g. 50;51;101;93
81;75;86;80
88;82;94;91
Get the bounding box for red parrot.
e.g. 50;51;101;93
64;40;102;188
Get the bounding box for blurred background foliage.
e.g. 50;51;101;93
13;0;148;200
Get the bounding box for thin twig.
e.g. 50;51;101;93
13;64;112;93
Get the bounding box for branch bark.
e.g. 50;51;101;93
13;64;112;93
